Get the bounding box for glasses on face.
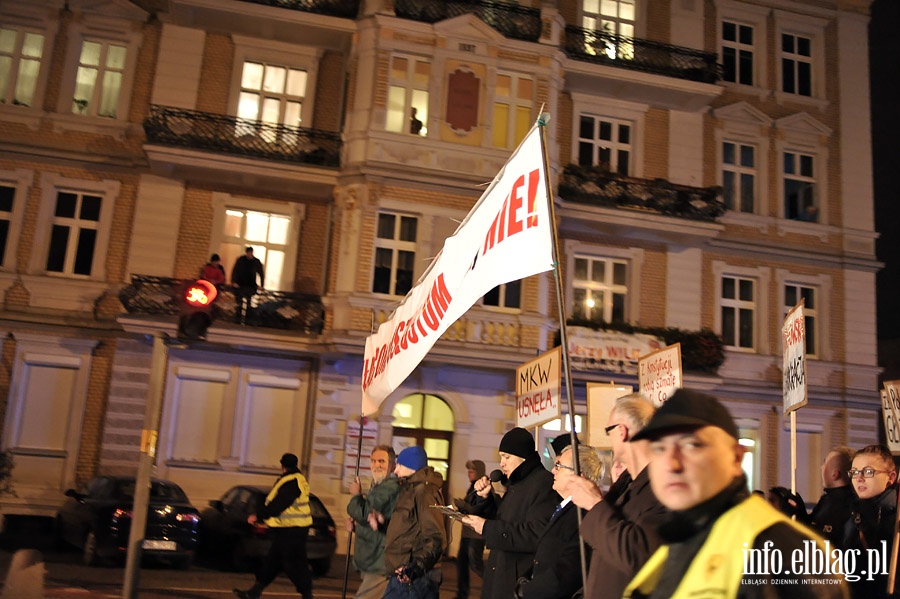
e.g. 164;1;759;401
605;423;623;436
553;462;575;472
848;467;894;479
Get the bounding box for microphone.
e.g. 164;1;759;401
489;469;508;485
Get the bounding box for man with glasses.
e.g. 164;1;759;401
514;444;605;599
623;389;847;599
841;444;898;599
567;393;667;599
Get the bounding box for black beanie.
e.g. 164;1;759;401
499;427;536;458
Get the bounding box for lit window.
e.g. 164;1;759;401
0;27;45;107
582;0;635;59
572;256;627;324
72;40;127;118
721;275;755;350
781;33;812;97
784;284;817;357
386;55;429;137
722;141;756;213
373;212;417;296
493;72;533;149
577;115;631;175
783;151;817;222
721;20;754;85
217;208;291;291
237;61;307;144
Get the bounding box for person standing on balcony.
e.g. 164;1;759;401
232;246;265;324
200;253;227;286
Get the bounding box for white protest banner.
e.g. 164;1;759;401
361;125;554;415
782;302;808;413
586;382;632;448
638;343;682;407
882;382;900;455
516;346;561;429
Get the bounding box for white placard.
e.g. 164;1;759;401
882;382;900;455
638;343;682;407
516;346;562;429
782;302;807;413
586;382;633;448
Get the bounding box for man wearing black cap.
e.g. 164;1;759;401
234;453;313;599
460;427;558;599
452;459;486;599
382;446;446;599
622;389;847;599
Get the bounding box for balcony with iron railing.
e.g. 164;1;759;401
237;0;360;19
393;0;541;42
563;25;720;84
143;105;342;168
119;275;325;334
558;164;725;222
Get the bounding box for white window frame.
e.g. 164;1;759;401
0;4;59;129
491;69;534;150
714;0;768;98
564;241;643;326
776;270;831;361
229;36;322;131
773;9;828;108
575;114;634;175
570;94;647;178
0;168;31;272
774;114;831;234
371;210;419;297
580;0;639;60
482;280;522;312
30;173;118;282
720;139;758;214
54;16;142;135
385;52;430;137
210;193;303;293
713;262;770;354
713;102;770;223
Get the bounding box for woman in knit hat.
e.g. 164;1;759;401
460;428;559;599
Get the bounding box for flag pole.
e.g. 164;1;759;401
537;114;587;591
340;414;366;599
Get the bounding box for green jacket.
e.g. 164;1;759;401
347;475;401;573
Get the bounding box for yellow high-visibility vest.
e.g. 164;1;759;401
264;472;313;528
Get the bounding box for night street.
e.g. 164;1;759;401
0;518;476;599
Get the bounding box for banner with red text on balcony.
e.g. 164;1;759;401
361;123;554;415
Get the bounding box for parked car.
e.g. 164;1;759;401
55;476;200;568
199;485;337;575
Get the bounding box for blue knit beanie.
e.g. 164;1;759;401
397;446;428;471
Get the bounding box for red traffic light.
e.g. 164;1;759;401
184;280;218;307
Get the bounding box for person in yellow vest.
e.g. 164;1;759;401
623;389;848;599
234;453;314;599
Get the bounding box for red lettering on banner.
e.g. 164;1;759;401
481;169;541;257
361;273;455;392
507;174;524;237
783;317;804;348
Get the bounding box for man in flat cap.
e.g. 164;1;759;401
623;389;847;599
234;453;314;599
461;427;558;599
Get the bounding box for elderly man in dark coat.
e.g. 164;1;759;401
461;427;558;599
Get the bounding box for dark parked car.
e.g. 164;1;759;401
199;485;337;575
55;476;200;568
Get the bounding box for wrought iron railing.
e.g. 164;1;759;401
119;275;325;334
558;164;725;222
563;26;720;84
143;105;342;167
394;0;541;42
237;0;360;18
